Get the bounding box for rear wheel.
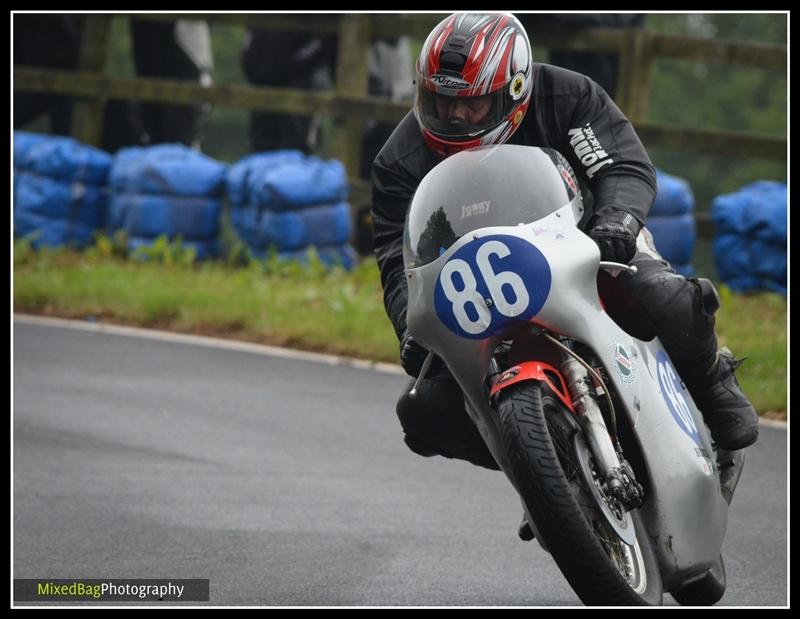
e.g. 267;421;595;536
497;380;663;605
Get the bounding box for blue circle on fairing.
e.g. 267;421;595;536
656;350;701;445
434;234;551;339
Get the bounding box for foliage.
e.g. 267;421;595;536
643;14;787;212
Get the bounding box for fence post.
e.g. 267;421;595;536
328;14;371;182
70;15;111;147
615;29;653;124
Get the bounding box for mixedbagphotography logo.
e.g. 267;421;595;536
14;579;210;602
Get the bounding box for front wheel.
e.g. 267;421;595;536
497;380;663;606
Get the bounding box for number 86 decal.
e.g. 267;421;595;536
434;235;552;339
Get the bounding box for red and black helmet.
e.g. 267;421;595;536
414;12;532;158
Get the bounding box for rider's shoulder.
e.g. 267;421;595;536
533;62;596;101
375;111;435;171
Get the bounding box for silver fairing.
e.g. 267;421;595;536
403;145;729;588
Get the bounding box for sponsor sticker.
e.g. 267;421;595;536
611;341;636;384
568;123;615;179
509;73;526;100
460;200;491;219
430;74;471;90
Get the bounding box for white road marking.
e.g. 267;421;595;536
13;314;407;376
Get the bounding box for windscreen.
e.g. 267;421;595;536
404;145;580;267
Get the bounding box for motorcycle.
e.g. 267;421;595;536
403;144;746;606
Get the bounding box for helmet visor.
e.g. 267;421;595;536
415;84;514;141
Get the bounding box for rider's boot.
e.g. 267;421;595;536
685;347;759;451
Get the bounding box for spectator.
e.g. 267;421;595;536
240;18;414;179
13;14;83;136
13;15;213;153
241;27;337;155
103;18;214;152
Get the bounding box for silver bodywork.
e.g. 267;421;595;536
404;145;730;591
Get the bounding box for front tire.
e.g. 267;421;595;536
497;380;663;605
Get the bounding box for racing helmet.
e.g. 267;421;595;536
414;12;532;158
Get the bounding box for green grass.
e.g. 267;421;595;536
13;238;399;362
13;238;786;418
714;285;788;418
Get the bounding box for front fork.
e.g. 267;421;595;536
559;355;622;477
558;351;644;510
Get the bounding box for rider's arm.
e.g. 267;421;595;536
371;152;414;340
370;113;437;341
561;77;657;225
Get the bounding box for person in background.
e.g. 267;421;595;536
13;14;83;136
241;18;414;256
240;19;414;177
102;18;214;152
13;15;213;153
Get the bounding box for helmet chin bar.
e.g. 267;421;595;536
443;117;479;134
422;131;483;158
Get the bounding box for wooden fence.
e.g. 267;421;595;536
13;13;787;239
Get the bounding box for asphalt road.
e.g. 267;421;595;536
12;319;788;607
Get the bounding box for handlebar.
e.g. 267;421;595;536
599;261;638;275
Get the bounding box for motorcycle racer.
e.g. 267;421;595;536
371;12;759;474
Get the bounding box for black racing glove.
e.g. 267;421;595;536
588;211;642;264
399;329;443;378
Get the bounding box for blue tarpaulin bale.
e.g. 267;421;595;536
15;171;108;229
741;183;787;243
14;131;113;185
713;233;784;294
109;192;222;240
251;157;349;210
652;169;695;216
750;239;787;282
110;144;228;197
644;214;695;267
14;209;97;249
226;150;306;208
712;235;752;280
226;150;357;268
647;168;696;276
711;181;786;295
13;131;112;248
14;131;50;167
712;181;787;237
109;144;228;261
230;202;352;252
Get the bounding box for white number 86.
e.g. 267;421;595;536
440;240;530;334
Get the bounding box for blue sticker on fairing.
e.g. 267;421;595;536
434;234;551;339
656;350;701;445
